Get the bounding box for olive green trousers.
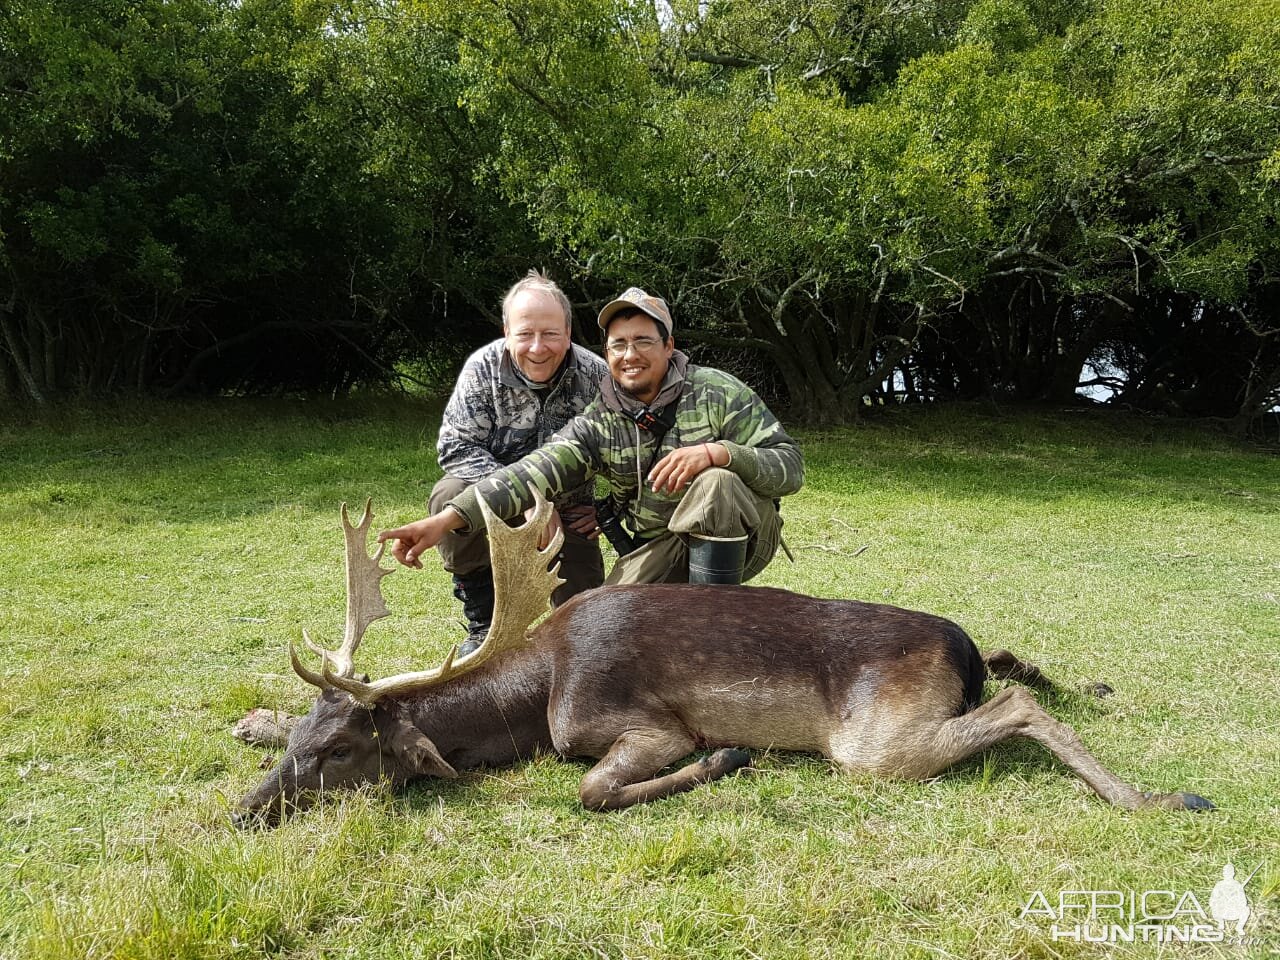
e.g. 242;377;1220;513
605;468;782;585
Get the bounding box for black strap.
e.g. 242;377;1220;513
631;397;680;477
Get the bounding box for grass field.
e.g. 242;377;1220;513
1;399;1277;959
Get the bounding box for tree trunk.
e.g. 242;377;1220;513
0;299;47;405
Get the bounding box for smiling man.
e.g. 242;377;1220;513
385;287;803;587
428;271;607;651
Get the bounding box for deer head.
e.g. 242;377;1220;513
234;492;563;826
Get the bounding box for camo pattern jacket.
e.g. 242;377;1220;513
448;362;803;539
436;340;608;508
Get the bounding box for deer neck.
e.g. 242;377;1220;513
395;644;554;769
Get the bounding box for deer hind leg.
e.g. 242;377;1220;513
578;727;751;811
983;649;1057;691
924;687;1213;811
984;648;1114;699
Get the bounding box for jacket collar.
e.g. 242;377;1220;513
600;350;689;416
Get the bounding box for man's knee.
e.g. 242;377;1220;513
429;475;490;574
428;475;471;513
671;468;761;539
686;467;745;499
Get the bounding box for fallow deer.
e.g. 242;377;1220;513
233;495;1212;824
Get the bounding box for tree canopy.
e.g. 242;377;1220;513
3;0;1278;427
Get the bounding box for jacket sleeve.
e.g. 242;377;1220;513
714;375;805;498
436;353;504;482
447;416;602;531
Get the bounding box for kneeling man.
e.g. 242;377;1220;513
385;287;803;587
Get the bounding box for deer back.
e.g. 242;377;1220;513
536;584;986;759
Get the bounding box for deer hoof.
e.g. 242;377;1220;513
1143;790;1215;812
703;748;752;777
1178;792;1215;812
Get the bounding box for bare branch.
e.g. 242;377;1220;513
1128;152;1269;184
682;50;765;69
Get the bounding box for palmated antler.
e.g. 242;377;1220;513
290;499;392;689
325;488;565;704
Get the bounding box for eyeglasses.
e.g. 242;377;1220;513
605;337;662;358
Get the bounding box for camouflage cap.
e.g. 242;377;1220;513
597;287;674;333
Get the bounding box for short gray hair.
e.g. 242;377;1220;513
501;270;572;329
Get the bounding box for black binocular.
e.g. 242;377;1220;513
594;497;640;557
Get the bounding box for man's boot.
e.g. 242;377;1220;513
452;570;495;656
688;534;748;585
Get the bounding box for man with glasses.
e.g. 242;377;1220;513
384;286;803;588
430;270;608;653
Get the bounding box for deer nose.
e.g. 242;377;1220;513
230;808;264;830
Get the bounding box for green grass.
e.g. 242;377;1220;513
2;399;1277;959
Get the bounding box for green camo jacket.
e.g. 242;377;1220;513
448;364;803;539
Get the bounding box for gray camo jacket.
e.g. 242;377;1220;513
437;339;608;508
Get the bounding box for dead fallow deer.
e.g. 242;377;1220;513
233;494;1212;825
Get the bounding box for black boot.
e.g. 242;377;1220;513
452;570;495;656
688;534;748;585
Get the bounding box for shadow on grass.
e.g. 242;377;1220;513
246;720;1162;829
2;400;1276;528
1;397;449;525
800;405;1278;512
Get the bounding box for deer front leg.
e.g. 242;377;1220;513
578;728;751;811
928;687;1213;811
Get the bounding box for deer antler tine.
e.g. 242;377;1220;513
301;628;346;686
544;526;565;563
303;628;325;658
321;488;564;704
323;662;379;705
290;637;329;689
300;628;343;679
291;500;393;689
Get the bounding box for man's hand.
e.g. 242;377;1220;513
377;508;466;569
524;503;564;550
648;442;727;494
558;503;600;540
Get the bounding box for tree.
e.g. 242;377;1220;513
0;0;539;401
4;0;1276;425
435;0;1280;424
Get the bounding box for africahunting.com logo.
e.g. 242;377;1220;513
1019;863;1267;945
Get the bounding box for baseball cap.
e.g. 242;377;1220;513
596;287;674;333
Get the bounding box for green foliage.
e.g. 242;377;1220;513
0;0;531;400
434;0;1280;422
2;0;1278;422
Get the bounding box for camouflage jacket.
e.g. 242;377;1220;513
436;340;608;508
449;357;804;539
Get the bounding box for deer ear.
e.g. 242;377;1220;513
384;717;457;779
